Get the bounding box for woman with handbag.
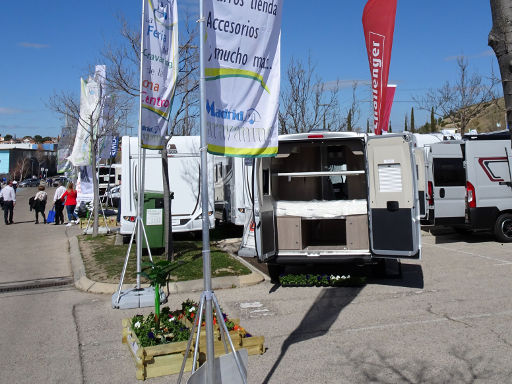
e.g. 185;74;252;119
61;182;79;227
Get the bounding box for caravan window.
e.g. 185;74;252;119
433;158;465;186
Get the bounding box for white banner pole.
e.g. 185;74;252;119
136;0;146;290
198;0;215;381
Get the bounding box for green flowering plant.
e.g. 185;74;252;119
131;307;191;348
279;273;366;287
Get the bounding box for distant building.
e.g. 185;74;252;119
0;143;57;181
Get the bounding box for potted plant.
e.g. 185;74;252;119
139;260;174;330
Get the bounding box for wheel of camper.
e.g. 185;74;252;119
267;264;285;284
494;213;512;243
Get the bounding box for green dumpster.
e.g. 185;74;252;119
142;191;165;249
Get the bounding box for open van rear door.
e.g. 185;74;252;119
254;157;276;262
366;135;421;258
414;148;428;220
430;143;466;225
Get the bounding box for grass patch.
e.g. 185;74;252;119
78;234;251;284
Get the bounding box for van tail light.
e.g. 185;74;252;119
427;181;434;206
466;181;476;208
123;216;136;222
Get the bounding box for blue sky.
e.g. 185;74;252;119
0;1;498;138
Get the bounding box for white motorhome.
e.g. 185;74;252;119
214;156;253;226
98;164;121;197
426;131;512;241
120;136;215;238
253;132;422;280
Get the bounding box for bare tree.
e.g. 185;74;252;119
489;0;512;131
346;82;361;132
48;74;129;236
13;157;30;181
101;14;200;260
414;57;499;135
279;55;344;134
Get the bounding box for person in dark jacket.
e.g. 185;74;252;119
34;185;48;224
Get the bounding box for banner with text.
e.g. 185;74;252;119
204;0;283;157
67;75;101;166
140;0;178;150
362;0;397;135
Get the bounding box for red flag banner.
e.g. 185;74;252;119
381;84;396;132
362;0;397;135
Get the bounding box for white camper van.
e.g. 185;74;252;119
120;136;215;238
427;131;512;241
214;156;253;226
253;132;422;279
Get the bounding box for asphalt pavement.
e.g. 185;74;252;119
1;187;512;383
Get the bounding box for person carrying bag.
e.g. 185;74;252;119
34;185;48;224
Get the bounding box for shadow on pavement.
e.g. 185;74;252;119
262;286;363;383
10;220;36;224
427;227;497;245
341;345;512;383
368;263;424;289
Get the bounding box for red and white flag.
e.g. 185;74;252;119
362;0;397;135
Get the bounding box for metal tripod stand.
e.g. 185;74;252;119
177;290;247;384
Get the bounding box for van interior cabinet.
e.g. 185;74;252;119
346;214;369;250
277;216;305;250
271;139;371;254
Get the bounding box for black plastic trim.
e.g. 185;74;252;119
469;207;500;229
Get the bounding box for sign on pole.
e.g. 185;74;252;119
204;1;283;157
140;0;179;150
362;0;397;135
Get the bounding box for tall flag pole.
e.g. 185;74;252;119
136;0;147;291
136;0;178;290
362;0;397;135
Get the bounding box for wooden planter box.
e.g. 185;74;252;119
122;319;198;380
79;216;116;228
122;318;265;380
181;316;265;357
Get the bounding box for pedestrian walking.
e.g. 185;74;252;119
53;181;66;225
0;180;16;225
34;185;48;224
12;180;18;192
61;182;79;227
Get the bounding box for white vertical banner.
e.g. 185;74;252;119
76;166;94;203
204;1;283;157
140;0;179;150
68;67;104;166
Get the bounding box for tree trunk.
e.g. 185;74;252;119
489;0;512;130
161;140;174;261
91;121;99;236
